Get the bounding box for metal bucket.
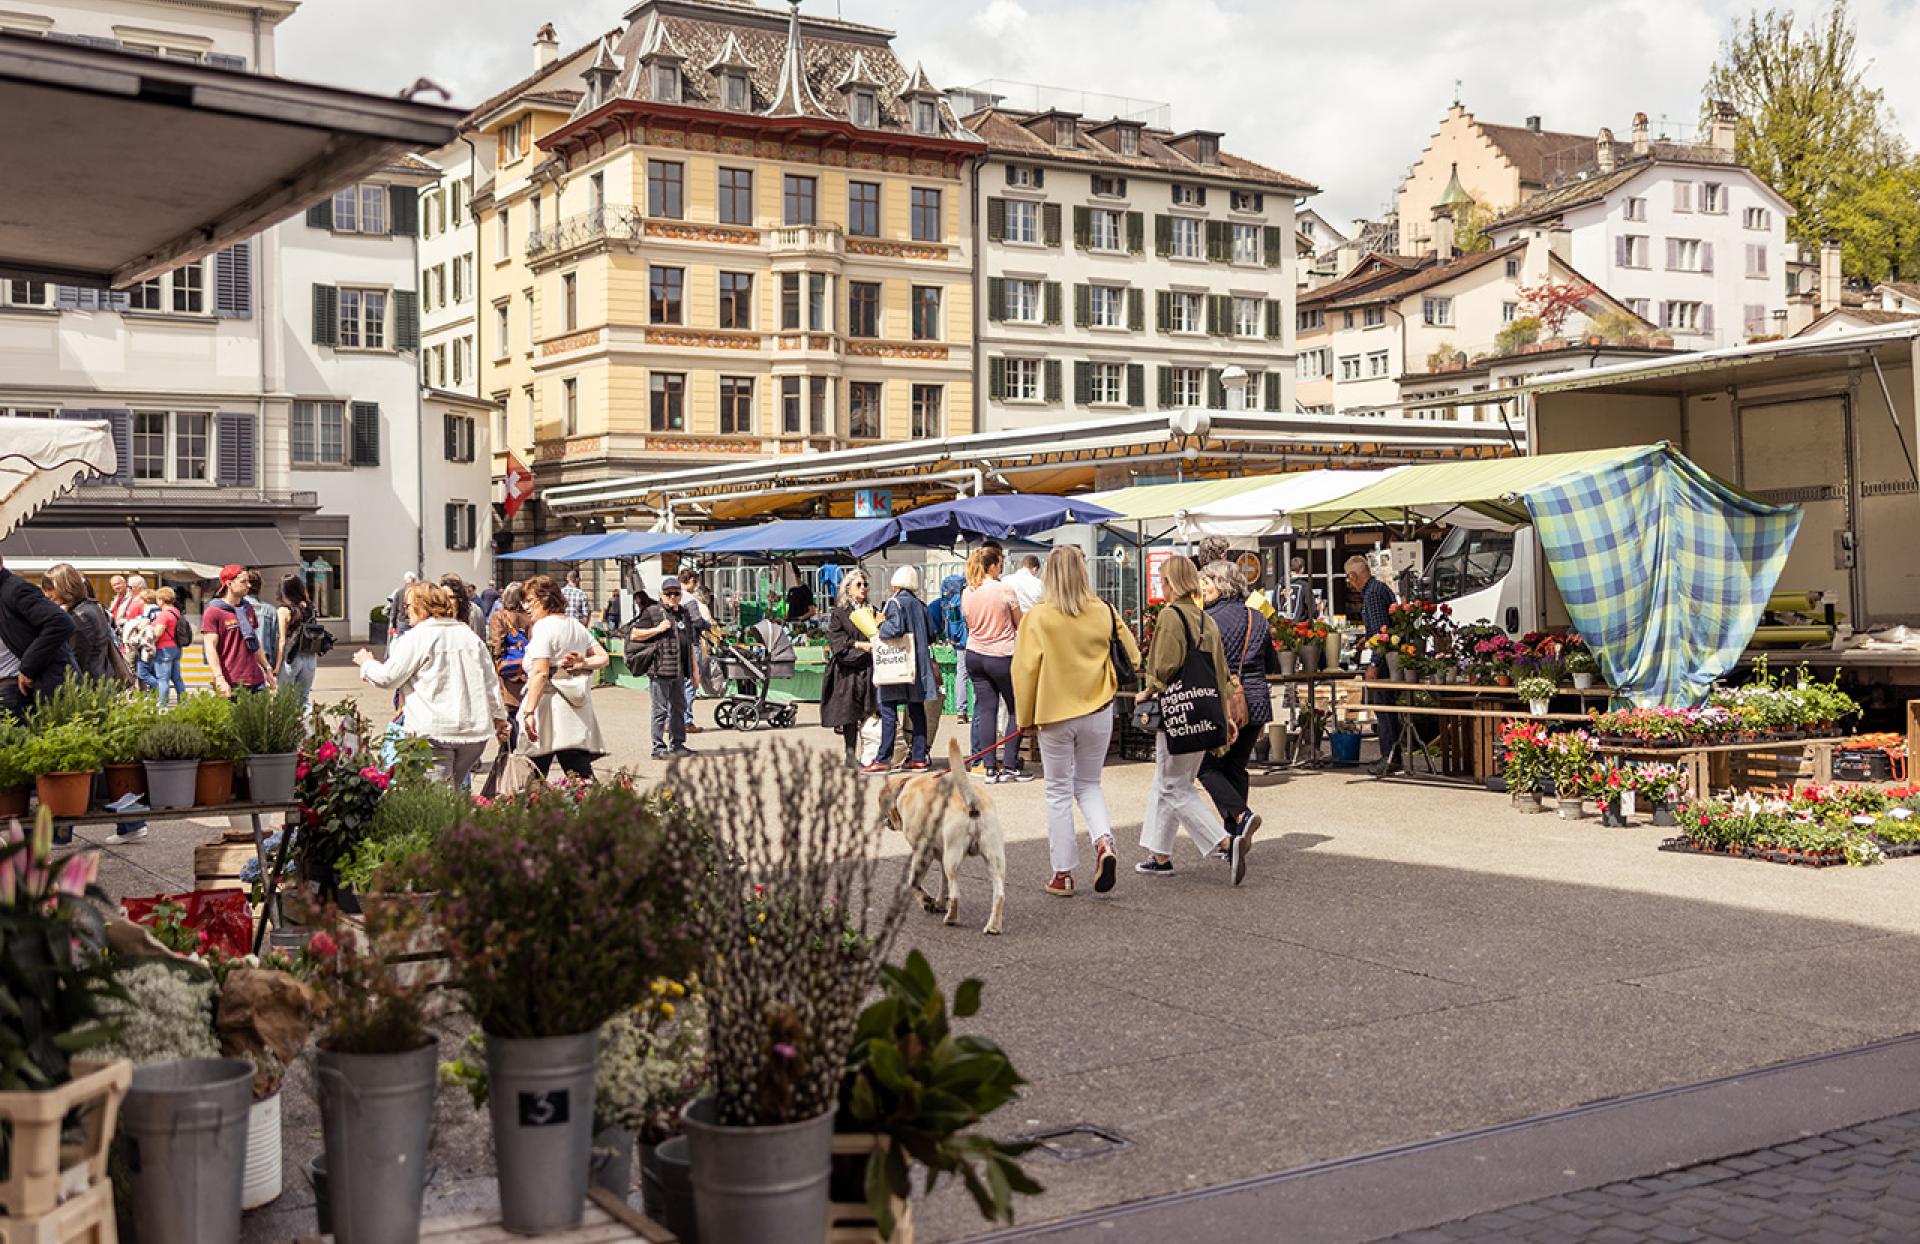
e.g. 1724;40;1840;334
485;1030;599;1234
121;1058;254;1244
591;1126;634;1198
241;1090;282;1209
245;753;299;804
641;1137;701;1244
315;1042;438;1244
680;1095;834;1244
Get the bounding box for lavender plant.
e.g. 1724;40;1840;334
668;741;927;1128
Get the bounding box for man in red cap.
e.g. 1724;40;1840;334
202;564;275;697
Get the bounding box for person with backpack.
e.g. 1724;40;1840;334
274;574;330;708
488;581;533;752
202;564;275;698
149;587;188;706
935;568;973;726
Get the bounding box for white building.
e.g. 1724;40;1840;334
1486;107;1793;348
418;144;481;400
962;100;1314;430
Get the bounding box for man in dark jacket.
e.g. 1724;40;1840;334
630;581;701;760
1284;556;1317;622
0;556;76;719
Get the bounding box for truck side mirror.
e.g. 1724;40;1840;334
1505;606;1520;634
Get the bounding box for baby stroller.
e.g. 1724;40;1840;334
712;617;800;730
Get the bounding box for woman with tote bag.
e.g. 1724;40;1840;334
821;570;878;768
516;575;611;781
1134;554;1250;885
861;566;937;773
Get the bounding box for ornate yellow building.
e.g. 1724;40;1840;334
471;0;980;533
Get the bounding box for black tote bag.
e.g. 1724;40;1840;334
1158;607;1229;754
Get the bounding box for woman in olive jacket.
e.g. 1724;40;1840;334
820;570;877;767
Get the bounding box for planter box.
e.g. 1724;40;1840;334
830;1134;913;1244
0;1058;132;1222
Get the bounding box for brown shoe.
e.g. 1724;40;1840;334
1045;871;1074;897
685;723;704;734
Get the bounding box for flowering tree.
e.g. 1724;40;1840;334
1518;279;1598;337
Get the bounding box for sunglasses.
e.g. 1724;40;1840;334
662;589;683;596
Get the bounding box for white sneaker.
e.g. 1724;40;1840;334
105;825;150;846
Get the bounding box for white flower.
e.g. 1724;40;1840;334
1891;808;1912;821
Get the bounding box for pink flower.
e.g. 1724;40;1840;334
295;762;310;780
316;741;339;763
307;931;339;958
54;852;98;898
772;1042;798;1059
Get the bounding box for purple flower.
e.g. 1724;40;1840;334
772;1042;798;1059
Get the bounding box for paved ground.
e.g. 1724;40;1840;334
79;662;1920;1243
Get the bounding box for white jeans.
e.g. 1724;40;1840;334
1036;705;1114;873
1141;731;1226;859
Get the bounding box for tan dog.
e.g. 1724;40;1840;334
881;738;1007;935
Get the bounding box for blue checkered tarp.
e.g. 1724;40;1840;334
1522;445;1802;708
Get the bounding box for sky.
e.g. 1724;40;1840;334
278;0;1920;231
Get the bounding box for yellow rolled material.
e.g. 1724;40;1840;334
1247;589;1277;619
1767;592;1822;613
849;605;879;638
1749;626;1836;646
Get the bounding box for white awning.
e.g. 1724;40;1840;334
1175;468;1406;538
0;416;115;537
0;556;222;580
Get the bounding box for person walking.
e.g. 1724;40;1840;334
117;574;149;626
1199;560;1272;840
353;582;510;788
1011;545;1140;898
1283;555;1317;622
273;574;323;708
561;569;593;623
40;565;115;680
821;570;876;767
628;579;700;759
0;554;76;721
121;591;159;692
149;588;187;706
202;565;274;697
1348;555;1402;775
861;566;936;774
1136;554;1249;884
487;582;532;752
963;545;1030;782
477;581;500;620
245;571;279;673
387;572;419;642
517;574;609;780
1004;553;1045;612
107;574;130;623
936;569;972;725
676;567;713;734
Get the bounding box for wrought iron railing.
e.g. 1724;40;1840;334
526;207;645;259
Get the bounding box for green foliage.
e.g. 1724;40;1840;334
1515;677;1557;703
1450;195;1500;254
103;695;163;766
1565;651;1598;675
1705;0;1920;281
137;720;207;763
1494;316;1542;354
230;683;307;755
26;675;119;733
0;717;32;788
171;692;243;761
840;951;1040;1239
1588;309;1646;344
337;779;469;894
22;721;109;777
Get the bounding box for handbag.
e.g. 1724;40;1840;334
1224;607;1253;730
1106;603;1136;689
481;748;539;799
1158;607;1230;755
871;596;917;687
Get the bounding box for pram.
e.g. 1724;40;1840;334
712;617;800;730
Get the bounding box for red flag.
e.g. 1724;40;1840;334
503;453;534;519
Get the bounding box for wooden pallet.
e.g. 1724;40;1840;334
0;1176;116;1244
287;1187;677;1243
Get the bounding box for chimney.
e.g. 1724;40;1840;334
1820;239;1844;313
1548;224;1572;264
1431;206;1455;261
1631;111;1649;157
534;23;558;71
1220;366;1250;412
1708;99;1737;157
1595;127;1615;174
1525;115;1541;133
1522;229;1553;284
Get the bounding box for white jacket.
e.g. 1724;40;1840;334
359;617;506;744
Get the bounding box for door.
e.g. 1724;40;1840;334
1735;396;1854;624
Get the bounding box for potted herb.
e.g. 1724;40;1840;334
1565;650;1598;691
422;782;703;1235
24;720;108;817
231;684;308;804
0;717;31;818
336;778;468;898
172;692;242;806
102;694;161;805
1516;676;1556;717
837;952;1039;1240
295;702;419;902
138;721;207;811
673;744;921;1244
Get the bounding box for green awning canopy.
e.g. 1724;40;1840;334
1083;475;1281;524
1288;446;1656;531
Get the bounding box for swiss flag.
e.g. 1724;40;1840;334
503;453;534;519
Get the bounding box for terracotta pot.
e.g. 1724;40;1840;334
0;784;28;818
1495;675;1514;687
35;770;94;818
195;759;235;807
105;762;148;803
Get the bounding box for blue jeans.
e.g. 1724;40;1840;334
282;654;317;709
684;649;699;726
651;676;688;752
135;655;156;691
877;700;928;766
150;647;185;705
966;652;1021;772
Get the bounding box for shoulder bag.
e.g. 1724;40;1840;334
1157;606;1230;754
871;595;917;687
1106;603;1137;689
1224;607;1252;730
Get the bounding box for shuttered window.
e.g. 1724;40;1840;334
214;243;252;319
214;412;255;486
350;402;381;466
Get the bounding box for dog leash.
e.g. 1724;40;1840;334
962;729;1024;768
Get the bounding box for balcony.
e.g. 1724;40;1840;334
769;224;844;257
526;207;644;261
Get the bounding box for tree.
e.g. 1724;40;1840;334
1451;195;1502;254
1518;281;1598;337
1705;0;1920;280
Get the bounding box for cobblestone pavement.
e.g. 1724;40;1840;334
1375;1110;1920;1244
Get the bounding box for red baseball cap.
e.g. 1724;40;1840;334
219;564;247;586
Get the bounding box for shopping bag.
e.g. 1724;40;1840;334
1160;608;1229;754
872;633;917;686
481;749;539;800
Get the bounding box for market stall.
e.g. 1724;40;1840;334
845;494;1121;557
0;415;116;537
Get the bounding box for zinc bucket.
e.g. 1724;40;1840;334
121;1058;254;1244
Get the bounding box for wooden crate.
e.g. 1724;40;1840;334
0;1176;116;1244
0;1060;131;1222
830;1134;913;1244
286;1187;675;1242
193;839;258;892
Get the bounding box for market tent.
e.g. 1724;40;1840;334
496;534;607;561
0;416;115;537
1176;469;1405;538
847;495;1121;557
1287;448;1647;531
563;531;692;559
684;519;894;556
1082;475;1280;524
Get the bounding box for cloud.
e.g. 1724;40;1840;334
972;0;1030;39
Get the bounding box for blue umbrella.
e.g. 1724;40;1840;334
847;495;1121;557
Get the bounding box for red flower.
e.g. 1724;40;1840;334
308;931;339;958
316;741;339;763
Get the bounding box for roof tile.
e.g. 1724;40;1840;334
965;107;1314;194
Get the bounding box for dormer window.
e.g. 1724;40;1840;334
722;69;749;111
1118;128;1139;156
1196;136;1218;164
913;99;938;135
851;89;877;128
653;63;681;101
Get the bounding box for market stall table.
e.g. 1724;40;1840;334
1263;668;1360;769
1363;704;1594;783
1592;738;1839;799
1353;682;1613;781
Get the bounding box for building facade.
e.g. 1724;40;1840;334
471;1;981;550
965;105;1312;430
419;145;482;401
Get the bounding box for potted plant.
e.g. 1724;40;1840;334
1634;763;1687;826
138;721;207;811
1565;650;1598;691
672;743;921;1244
1273;624;1301;676
1498;720;1548;812
102;694;161;805
596;982;708;1225
23;720;108;818
336;777;469;899
232;684;308;804
0;716;31;817
422;781;703;1235
1516;676;1556;717
837;952;1039;1241
295;702;423;902
1548;733;1596;820
172;692;242;806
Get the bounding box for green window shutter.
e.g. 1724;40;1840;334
1207;220;1230;263
1073;284;1090;327
444;504;457;551
1004;164;1017;185
1043;281;1062;326
1154;215;1172;257
350;402;381;466
1265;299;1282;339
1043;203;1062;248
1044;359;1062;403
987;277;1006;322
1264;225;1285;268
1217;294;1235;336
1127;363;1145;408
306;199;333;230
1193;186;1207;207
1127;287;1145;331
395;290;420;351
467;504;478;550
1205;295;1222;336
986;198;1006;242
312;283;338;347
1073;361;1091;404
1156;366;1172;408
1264;371;1283;411
389;186;418;236
988;356;1007;401
1126;211;1144;254
1073;206;1091;250
1207;368;1225;408
1155;290;1172;334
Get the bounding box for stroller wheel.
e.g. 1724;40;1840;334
777;705;799;728
733;703;763;731
714;701;736;729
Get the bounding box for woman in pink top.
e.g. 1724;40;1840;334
962;545;1029;782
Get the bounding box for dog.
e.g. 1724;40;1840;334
880;738;1007;935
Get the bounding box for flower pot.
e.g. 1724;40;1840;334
1512;791;1545;814
104;762;148;804
1651;802;1678;828
33;770;92;818
121;1057;254;1244
641;1137;701;1244
243;1089;282;1209
1528;700;1550;717
0;783;26;818
244;753;298;805
591;1125;635;1198
681;1095;835;1244
1599;797;1628;828
1276;650;1299;676
1384;651;1404;682
143;759;199;811
1556;797;1587;821
1298;643;1321;674
1572;672;1594;691
194;760;234;807
1495;674;1514;687
315;1042;437;1244
1325;632;1343;670
485;1030;599;1235
307;1154;332;1238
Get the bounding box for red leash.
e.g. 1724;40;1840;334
962;729;1024;767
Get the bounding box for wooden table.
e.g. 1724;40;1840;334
1365;704;1593;783
1348;682;1610;783
1593;738;1838;798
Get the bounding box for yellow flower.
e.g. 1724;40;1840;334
650;979;668;996
659;1002;675;1019
668;981;686;997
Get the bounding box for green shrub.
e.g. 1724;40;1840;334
171;693;242;761
137;721;207;763
25;676;120;732
23;721;109;777
103;696;163;766
1494;315;1542;354
231;683;307;755
0;718;32;788
338;780;469;893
